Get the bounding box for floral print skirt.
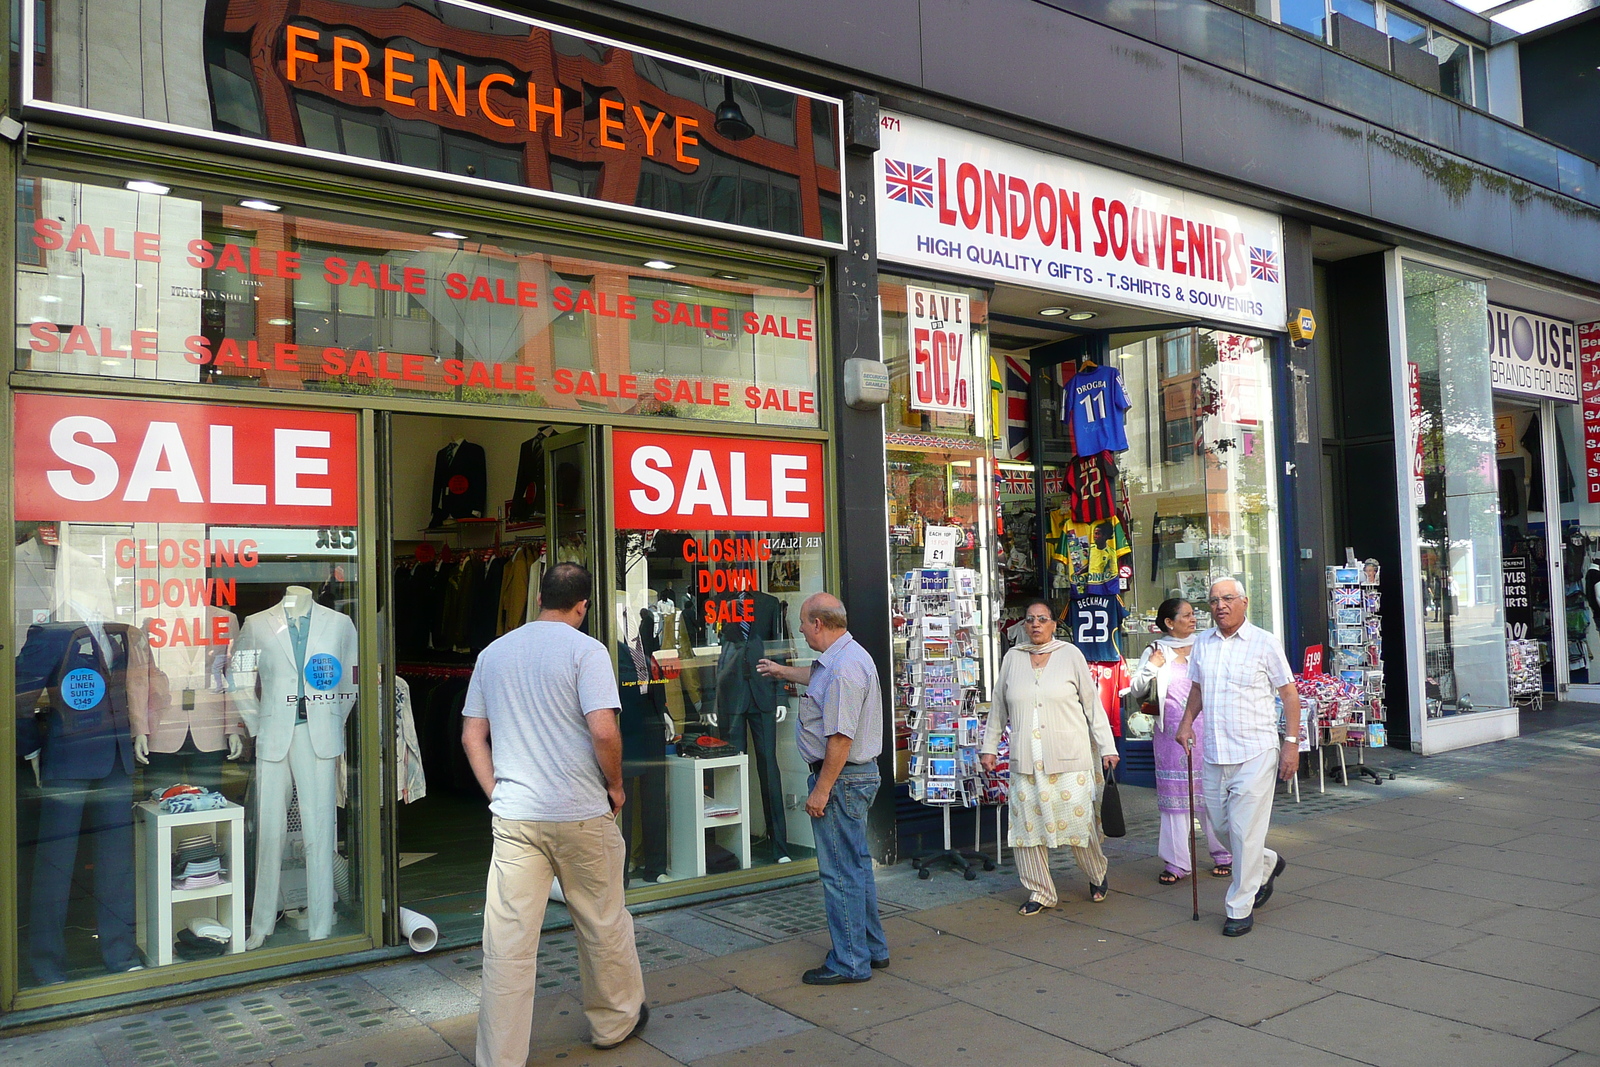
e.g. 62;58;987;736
1008;768;1102;849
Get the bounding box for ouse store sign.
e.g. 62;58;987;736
877;111;1287;331
1487;303;1577;403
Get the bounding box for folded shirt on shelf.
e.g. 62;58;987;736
172;871;226;890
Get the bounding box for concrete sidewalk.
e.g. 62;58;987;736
7;718;1600;1067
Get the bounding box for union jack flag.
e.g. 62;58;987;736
1004;355;1031;461
1334;587;1362;607
884;159;935;207
1249;246;1279;283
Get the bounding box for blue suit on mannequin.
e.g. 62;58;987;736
16;621;148;983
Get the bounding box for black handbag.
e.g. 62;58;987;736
1100;766;1127;838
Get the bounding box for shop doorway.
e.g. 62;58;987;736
1493;399;1559;700
385;413;595;944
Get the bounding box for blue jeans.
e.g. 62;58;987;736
810;765;888;979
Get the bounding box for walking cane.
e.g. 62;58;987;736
1185;743;1199;921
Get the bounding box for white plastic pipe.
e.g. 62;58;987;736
399;907;439;953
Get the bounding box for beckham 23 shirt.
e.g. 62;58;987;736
1067;593;1127;662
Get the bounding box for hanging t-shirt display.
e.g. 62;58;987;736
1063;452;1119;523
1087;660;1130;737
1065;363;1130;455
1066;593;1126;661
1050;513;1132;594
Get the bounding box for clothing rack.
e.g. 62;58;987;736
396;663;476;679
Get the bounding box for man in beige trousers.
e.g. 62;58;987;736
462;562;647;1065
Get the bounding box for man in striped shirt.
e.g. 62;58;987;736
1175;578;1301;937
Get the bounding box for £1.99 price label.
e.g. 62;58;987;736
906;285;973;416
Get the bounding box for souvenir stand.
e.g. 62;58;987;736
898;528;996;880
1301;551;1390;788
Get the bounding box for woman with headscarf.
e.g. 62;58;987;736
1128;597;1232;884
980;598;1119;915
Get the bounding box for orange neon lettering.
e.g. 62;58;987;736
478;72;515;127
675;115;700;166
384;47;416;106
632;105;666;155
333;37;371;96
285;26;319;81
527;82;563;135
428;58;465;115
598;98;626;150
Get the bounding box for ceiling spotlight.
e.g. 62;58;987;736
239;198;282;212
267;317;293;326
643;259;677;270
716;272;740;280
1037;307;1069;317
125;180;170;195
713;74;755;141
431;230;468;240
1068;311;1096;321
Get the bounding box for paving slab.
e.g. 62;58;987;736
1385;861;1595;908
1263;898;1484;959
1296;873;1515;927
1136;914;1380;981
759;971;952;1034
1403;818;1526;845
689;940;829;997
271;1027;459;1067
854;1001;1118;1067
1316;953;1599;1038
641;990;810;1063
1070;942;1331;1026
853;925;1027;989
1427;934;1600;997
946;960;1205;1052
1522;818;1600;840
1381;798;1549;828
1115;1017;1372;1067
689;1026;907;1067
634;911;768;958
362;961;482;1023
2;1026;109;1067
1539;1007;1600;1054
1313;829;1456;859
1498;833;1600;859
1042;891;1197;937
1259;991;1570;1067
1289;844;1434;879
644;962;735;1009
1468;905;1600;955
989;922;1148;969
1424;843;1600;886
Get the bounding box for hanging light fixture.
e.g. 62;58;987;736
713;74;754;141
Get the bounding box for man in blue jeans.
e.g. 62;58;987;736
758;592;887;984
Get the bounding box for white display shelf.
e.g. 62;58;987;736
134;801;246;967
665;753;750;879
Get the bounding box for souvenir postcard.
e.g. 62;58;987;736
1363;592;1381;612
923;615;952;640
959;715;982;744
908;755;924;777
957;656;980;687
1333;586;1362;608
927;708;956;730
955;568;978;597
928;757;957;778
917;569;950;594
925;777;959;804
959;749;981;776
922;661;956;687
925;684;959;708
909;777;926;801
1330;566;1360;585
1335;627;1363;646
1336;608;1363;626
1360;560;1381;586
923;639;950;659
926;731;957;755
1340;670;1365;686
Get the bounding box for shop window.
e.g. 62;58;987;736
13;172;821;428
637;150;805;238
11;395;366;989
1401;261;1508;715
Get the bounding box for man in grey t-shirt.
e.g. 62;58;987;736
462;563;647;1065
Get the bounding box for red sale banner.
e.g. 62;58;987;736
906;286;972;416
1580;323;1600;503
15;394;358;525
612;431;825;532
1407;362;1426;505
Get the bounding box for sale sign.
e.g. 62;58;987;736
1579;323;1600;503
612;431;825;532
1407;362;1426;505
905;286;973;416
15;394;358;525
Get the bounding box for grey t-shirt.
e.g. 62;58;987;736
462;620;621;822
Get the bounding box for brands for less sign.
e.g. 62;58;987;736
15;395;358;525
1488;304;1577;402
877;111;1286;331
612;431;824;533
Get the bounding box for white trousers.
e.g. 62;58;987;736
1201;749;1279;919
253;722;338;942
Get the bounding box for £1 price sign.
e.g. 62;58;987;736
906;286;973;416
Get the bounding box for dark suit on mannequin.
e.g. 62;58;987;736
16;622;149;983
429;439;488;526
617;612;669;882
714;591;789;859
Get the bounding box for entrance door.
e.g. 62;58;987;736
1494;399;1557;704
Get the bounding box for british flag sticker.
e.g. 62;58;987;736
884;159;935;207
1249;246;1280;283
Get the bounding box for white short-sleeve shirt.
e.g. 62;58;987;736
1189;621;1293;765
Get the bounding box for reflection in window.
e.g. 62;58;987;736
638;150;803;236
1332;0;1378;27
206;35;265;137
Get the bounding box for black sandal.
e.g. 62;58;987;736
1211;864;1233;878
1089;881;1109;902
1158;870;1185;886
1018;900;1052;916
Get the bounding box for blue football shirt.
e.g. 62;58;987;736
1067;593;1127;662
1065;364;1131;455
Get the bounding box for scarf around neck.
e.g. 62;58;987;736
1156;633;1196;649
1016;639;1067;655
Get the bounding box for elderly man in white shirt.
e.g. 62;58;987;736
1175;578;1301;937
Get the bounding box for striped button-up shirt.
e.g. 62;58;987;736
1189;620;1293;765
797;631;883;765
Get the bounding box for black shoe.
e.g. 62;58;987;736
1222;915;1254;937
871;957;890;969
593;1002;649;1050
802;967;870;985
1254;855;1287;909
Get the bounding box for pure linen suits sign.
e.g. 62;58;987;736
231;602;358;946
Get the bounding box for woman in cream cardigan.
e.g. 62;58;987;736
980;599;1119;915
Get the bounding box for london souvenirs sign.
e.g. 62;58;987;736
877;112;1286;331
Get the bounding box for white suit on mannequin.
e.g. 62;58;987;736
230;588;358;949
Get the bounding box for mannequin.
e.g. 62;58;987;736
713;590;791;862
134;607;244;791
617;606;671;884
231;587;359;949
16;620;149;983
429;437;487;526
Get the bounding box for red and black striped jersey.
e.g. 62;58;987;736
1063;451;1119;524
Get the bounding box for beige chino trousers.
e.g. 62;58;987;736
475;813;644;1067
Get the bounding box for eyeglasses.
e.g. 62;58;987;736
1208;595;1243;605
1024;614;1053;624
